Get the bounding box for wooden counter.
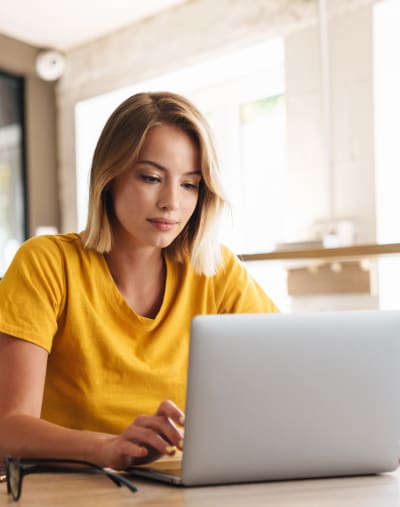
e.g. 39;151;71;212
1;467;399;506
240;243;400;262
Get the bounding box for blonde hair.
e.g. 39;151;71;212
81;91;227;276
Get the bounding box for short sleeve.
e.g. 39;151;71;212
214;246;279;314
0;236;66;351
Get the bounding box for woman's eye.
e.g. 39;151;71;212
182;182;199;191
141;175;160;184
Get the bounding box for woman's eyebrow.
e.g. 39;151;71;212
137;159;201;176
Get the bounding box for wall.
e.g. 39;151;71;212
0;33;59;236
285;2;376;243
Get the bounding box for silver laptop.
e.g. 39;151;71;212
129;310;400;486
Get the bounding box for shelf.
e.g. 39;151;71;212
239;243;400;262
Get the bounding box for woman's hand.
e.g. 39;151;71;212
0;335;185;469
98;400;185;470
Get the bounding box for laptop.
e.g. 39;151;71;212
129;310;400;486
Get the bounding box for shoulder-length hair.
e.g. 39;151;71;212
81;91;227;276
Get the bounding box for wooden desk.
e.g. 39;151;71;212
1;468;399;506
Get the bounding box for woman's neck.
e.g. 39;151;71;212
104;246;166;318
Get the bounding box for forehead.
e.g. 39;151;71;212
138;124;201;166
142;123;197;147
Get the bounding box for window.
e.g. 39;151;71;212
236;94;286;253
0;71;26;276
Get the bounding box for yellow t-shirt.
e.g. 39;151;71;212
0;233;278;434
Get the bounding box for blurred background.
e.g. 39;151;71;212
1;0;399;312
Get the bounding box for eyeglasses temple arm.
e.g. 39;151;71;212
22;465;137;492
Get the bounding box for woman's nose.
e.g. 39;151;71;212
157;183;179;211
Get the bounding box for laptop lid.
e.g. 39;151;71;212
131;310;400;486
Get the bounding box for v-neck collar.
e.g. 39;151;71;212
98;251;176;328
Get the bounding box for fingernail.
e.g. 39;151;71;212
179;415;185;426
166;445;176;454
178;439;184;450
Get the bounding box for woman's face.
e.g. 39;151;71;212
110;124;202;251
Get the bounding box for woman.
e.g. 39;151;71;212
0;92;278;470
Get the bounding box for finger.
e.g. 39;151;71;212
135;414;184;449
124;425;176;456
118;438;149;460
105;437;149;470
156;400;185;427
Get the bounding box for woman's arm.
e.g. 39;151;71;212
0;332;184;469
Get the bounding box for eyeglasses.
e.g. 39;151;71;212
4;455;138;501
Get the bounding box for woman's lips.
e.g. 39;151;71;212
147;218;178;232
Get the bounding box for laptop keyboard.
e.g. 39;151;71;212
147;459;182;476
130;458;182;477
